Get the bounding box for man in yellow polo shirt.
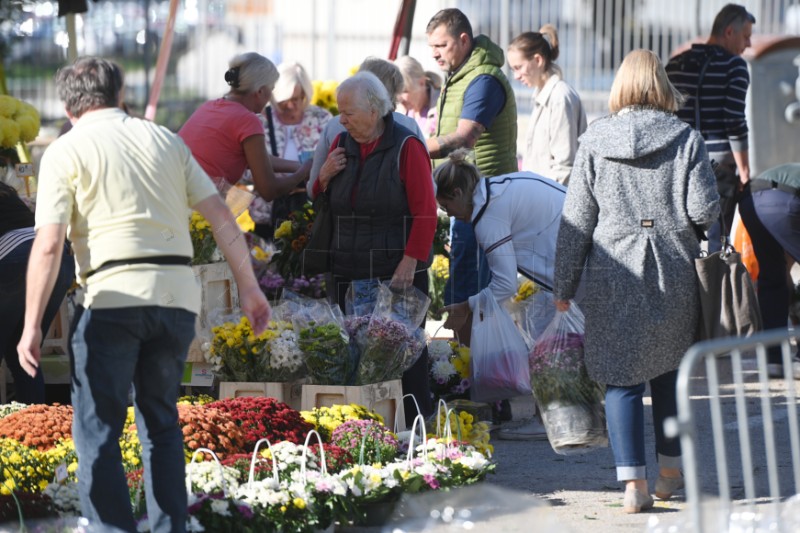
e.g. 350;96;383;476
17;57;270;533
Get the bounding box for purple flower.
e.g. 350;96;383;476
423;473;440;489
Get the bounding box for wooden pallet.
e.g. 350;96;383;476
218;381;304;411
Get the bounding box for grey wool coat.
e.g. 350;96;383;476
554;108;720;386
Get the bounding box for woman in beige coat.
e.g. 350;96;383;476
507;25;587;185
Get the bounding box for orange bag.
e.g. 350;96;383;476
734;221;759;282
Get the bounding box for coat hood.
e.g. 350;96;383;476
470;35;505;69
581;108;692;160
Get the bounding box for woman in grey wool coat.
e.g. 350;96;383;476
553;49;720;513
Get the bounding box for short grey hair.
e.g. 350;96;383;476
56;57;123;118
336;71;393;117
226;52;279;96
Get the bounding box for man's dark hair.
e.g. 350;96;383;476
426;8;473;41
711;3;756;37
55;57;123;118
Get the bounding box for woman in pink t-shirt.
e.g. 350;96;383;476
179;52;310;202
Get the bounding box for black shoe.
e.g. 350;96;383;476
491;399;513;425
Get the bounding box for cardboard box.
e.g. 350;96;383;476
301;380;405;430
187;263;239;363
218;380;304;411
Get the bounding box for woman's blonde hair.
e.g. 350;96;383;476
225;52;279;96
608;49;684;113
394;55;442;94
271;62;313;106
433;149;482;199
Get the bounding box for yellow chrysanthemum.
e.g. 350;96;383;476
236;209;255;233
274;220;293;240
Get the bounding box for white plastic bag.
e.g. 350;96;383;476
470;291;532;403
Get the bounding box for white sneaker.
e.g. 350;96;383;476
498;418;549;441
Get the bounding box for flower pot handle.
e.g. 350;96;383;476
301;429;327;481
406;414;428;466
435;398;449;437
249;438;279;488
187;447;228;497
393;393;421;434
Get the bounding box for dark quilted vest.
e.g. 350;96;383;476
329;114;416;279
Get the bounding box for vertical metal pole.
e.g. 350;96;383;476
326;0;336;79
66;13;78;63
311;0;317;79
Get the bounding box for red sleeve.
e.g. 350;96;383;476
311;133;343;197
399;137;437;262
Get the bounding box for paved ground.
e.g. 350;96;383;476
394;323;800;533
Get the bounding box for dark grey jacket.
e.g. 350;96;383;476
554;108;720;385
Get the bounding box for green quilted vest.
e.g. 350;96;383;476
434;35;518;177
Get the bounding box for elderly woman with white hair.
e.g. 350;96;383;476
260;62;333;228
312;71;437;424
179;52;310;202
308;57;425;197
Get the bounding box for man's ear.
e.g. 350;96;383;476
459;32;471;47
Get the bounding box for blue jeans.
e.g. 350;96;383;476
443;218;490;306
0;240;74;403
604;370;681;481
70;305;195;533
739;187;800;364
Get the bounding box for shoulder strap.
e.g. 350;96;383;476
471;178;492;229
264;106;279;157
693;50;716;131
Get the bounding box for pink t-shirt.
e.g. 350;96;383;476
178;98;265;185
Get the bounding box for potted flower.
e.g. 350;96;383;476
428;339;471;402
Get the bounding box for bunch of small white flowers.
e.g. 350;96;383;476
201;341;222;372
267;328;304;372
427;339;452;362
430;359;458;383
43;482;81;516
234;477;290;508
185;461;241;495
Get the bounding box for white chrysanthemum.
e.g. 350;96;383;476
428;339;452;361
210;498;231;516
186;461;240;495
431;359;457;382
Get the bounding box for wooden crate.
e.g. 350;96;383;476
218;381;304;411
41;297;71;356
187;263;239;363
301;380;405;430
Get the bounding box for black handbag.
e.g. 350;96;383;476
301;134;347;277
302;190;333;277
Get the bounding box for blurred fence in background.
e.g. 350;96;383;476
4;0;800;131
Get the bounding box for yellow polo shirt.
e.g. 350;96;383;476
36;108;218;313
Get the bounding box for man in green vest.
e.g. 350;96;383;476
426;7;517;330
426;7;518;426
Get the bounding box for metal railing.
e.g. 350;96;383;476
665;329;800;533
4;0;800;124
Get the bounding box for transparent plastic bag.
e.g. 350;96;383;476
355;282;430;384
470;291;532;403
289;292;352;385
530;303;608;454
507;289;556;348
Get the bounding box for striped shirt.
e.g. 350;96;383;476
666;44;750;156
0;227;35;261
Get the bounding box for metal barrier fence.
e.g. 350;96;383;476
4;0;800;125
666;329;800;532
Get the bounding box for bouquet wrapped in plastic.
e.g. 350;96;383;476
345;281;429;384
530;303;607;454
204;311;304;383
286;292;352;385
